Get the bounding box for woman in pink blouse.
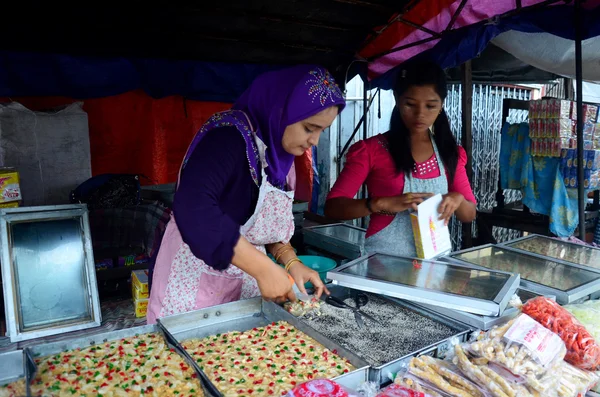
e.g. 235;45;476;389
325;61;476;256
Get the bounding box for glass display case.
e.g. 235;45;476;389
501;234;600;273
0;205;101;342
446;244;600;304
326;253;520;316
303;223;366;260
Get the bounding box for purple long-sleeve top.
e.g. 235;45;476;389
171;126;260;270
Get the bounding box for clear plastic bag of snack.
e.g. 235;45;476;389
564;301;600;352
550;360;599;397
377;383;435;397
449;341;545;397
449;317;566;397
517;296;600;371
395;372;454;397
397;355;491;397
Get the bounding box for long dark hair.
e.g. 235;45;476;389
387;61;459;184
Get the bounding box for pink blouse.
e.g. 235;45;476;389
328;134;476;238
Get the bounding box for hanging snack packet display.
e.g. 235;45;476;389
520;297;600;371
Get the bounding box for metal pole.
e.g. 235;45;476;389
361;77;369;228
461;61;474;248
575;0;585;239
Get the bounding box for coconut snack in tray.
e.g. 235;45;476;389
29;332;202;397
181;320;354;397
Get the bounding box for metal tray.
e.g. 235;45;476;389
500;234;600;273
159;297;371;394
408;287;549;330
315;286;470;385
0;350;25;387
446;244;600;304
24;323;219;397
303;223;366;260
327;253;520;316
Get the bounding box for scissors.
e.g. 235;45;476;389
325;294;380;328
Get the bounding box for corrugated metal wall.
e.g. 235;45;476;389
317;76;533;248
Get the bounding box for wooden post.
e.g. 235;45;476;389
461;60;474;248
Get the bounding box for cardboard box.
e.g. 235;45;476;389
131;270;149;293
132;281;149;300
134;298;148;318
0;168;21;204
410;194;452;259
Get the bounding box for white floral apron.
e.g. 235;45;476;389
147;112;295;324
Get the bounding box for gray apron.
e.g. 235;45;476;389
364;134;448;257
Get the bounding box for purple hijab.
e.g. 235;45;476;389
232;65;346;188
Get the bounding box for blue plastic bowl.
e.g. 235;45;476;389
296;255;337;289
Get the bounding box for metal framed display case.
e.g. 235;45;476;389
407;287;548;330
500;234;600;273
446;244;600;304
25;323;219;397
159;297;371;393
302;223;366;260
326;253;520;316
0;204;102;342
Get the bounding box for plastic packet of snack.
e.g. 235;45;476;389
285;379;360;397
377;383;435;397
516;296;600;371
549;361;600;397
404;355;491;397
395;372;454;397
450;324;564;397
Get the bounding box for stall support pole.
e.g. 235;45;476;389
575;0;585;239
461;60;474;248
361;78;369;229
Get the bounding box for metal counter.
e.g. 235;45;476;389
303;223;365;260
445;244;600;304
158;297;371;394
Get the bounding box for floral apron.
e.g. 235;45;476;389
364;134;448;257
147;111;295;324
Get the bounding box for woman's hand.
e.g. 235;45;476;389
372;193;433;214
254;263;297;304
288;262;330;299
438;192;464;225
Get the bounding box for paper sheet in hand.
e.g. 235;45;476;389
410;193;452;259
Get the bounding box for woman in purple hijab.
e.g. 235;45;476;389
147;65;346;322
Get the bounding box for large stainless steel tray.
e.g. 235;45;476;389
409;287;549;330
159;297;371;393
316;286;470;385
500;234;600;273
24;323;219;397
327;253;520;316
446;244;600;304
303;223;366;260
